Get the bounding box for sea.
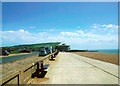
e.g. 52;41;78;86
88;49;119;54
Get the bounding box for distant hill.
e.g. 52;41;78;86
2;42;61;52
14;42;61;48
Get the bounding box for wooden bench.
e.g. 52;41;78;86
32;60;50;78
32;51;59;78
43;64;50;69
50;51;59;60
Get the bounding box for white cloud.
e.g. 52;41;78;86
111;30;114;32
101;24;118;29
107;24;113;28
76;26;80;28
19;29;25;32
7;31;14;33
61;32;79;36
2;24;118;49
77;31;84;34
60;28;118;43
29;26;36;29
2;29;41;45
92;24;118;34
93;24;98;28
93;26;97;28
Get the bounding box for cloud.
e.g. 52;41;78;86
7;31;14;33
101;24;118;28
59;24;118;49
61;31;85;37
29;26;36;29
92;24;118;34
93;24;98;28
76;26;80;28
93;24;118;29
1;24;118;49
60;30;117;41
60;32;79;36
2;29;46;46
77;31;84;34
47;29;55;32
19;29;25;32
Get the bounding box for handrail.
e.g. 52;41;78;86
1;51;58;85
2;71;19;85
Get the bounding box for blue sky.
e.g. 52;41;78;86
2;2;118;49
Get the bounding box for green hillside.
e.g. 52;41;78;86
14;42;61;49
2;42;61;54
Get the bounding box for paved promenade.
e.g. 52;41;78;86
28;52;118;84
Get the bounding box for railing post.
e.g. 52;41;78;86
19;70;24;84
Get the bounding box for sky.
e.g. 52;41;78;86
1;2;119;49
1;0;119;2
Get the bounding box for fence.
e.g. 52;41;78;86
1;51;58;85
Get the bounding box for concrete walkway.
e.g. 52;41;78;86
29;52;118;84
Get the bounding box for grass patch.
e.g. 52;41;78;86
10;51;20;54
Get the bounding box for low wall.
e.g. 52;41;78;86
1;51;58;85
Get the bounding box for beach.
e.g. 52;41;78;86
71;52;118;65
0;53;31;58
1;54;41;78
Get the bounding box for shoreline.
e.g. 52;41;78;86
0;53;31;58
71;52;118;65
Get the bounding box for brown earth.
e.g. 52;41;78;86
1;54;43;78
0;53;31;58
71;52;119;65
